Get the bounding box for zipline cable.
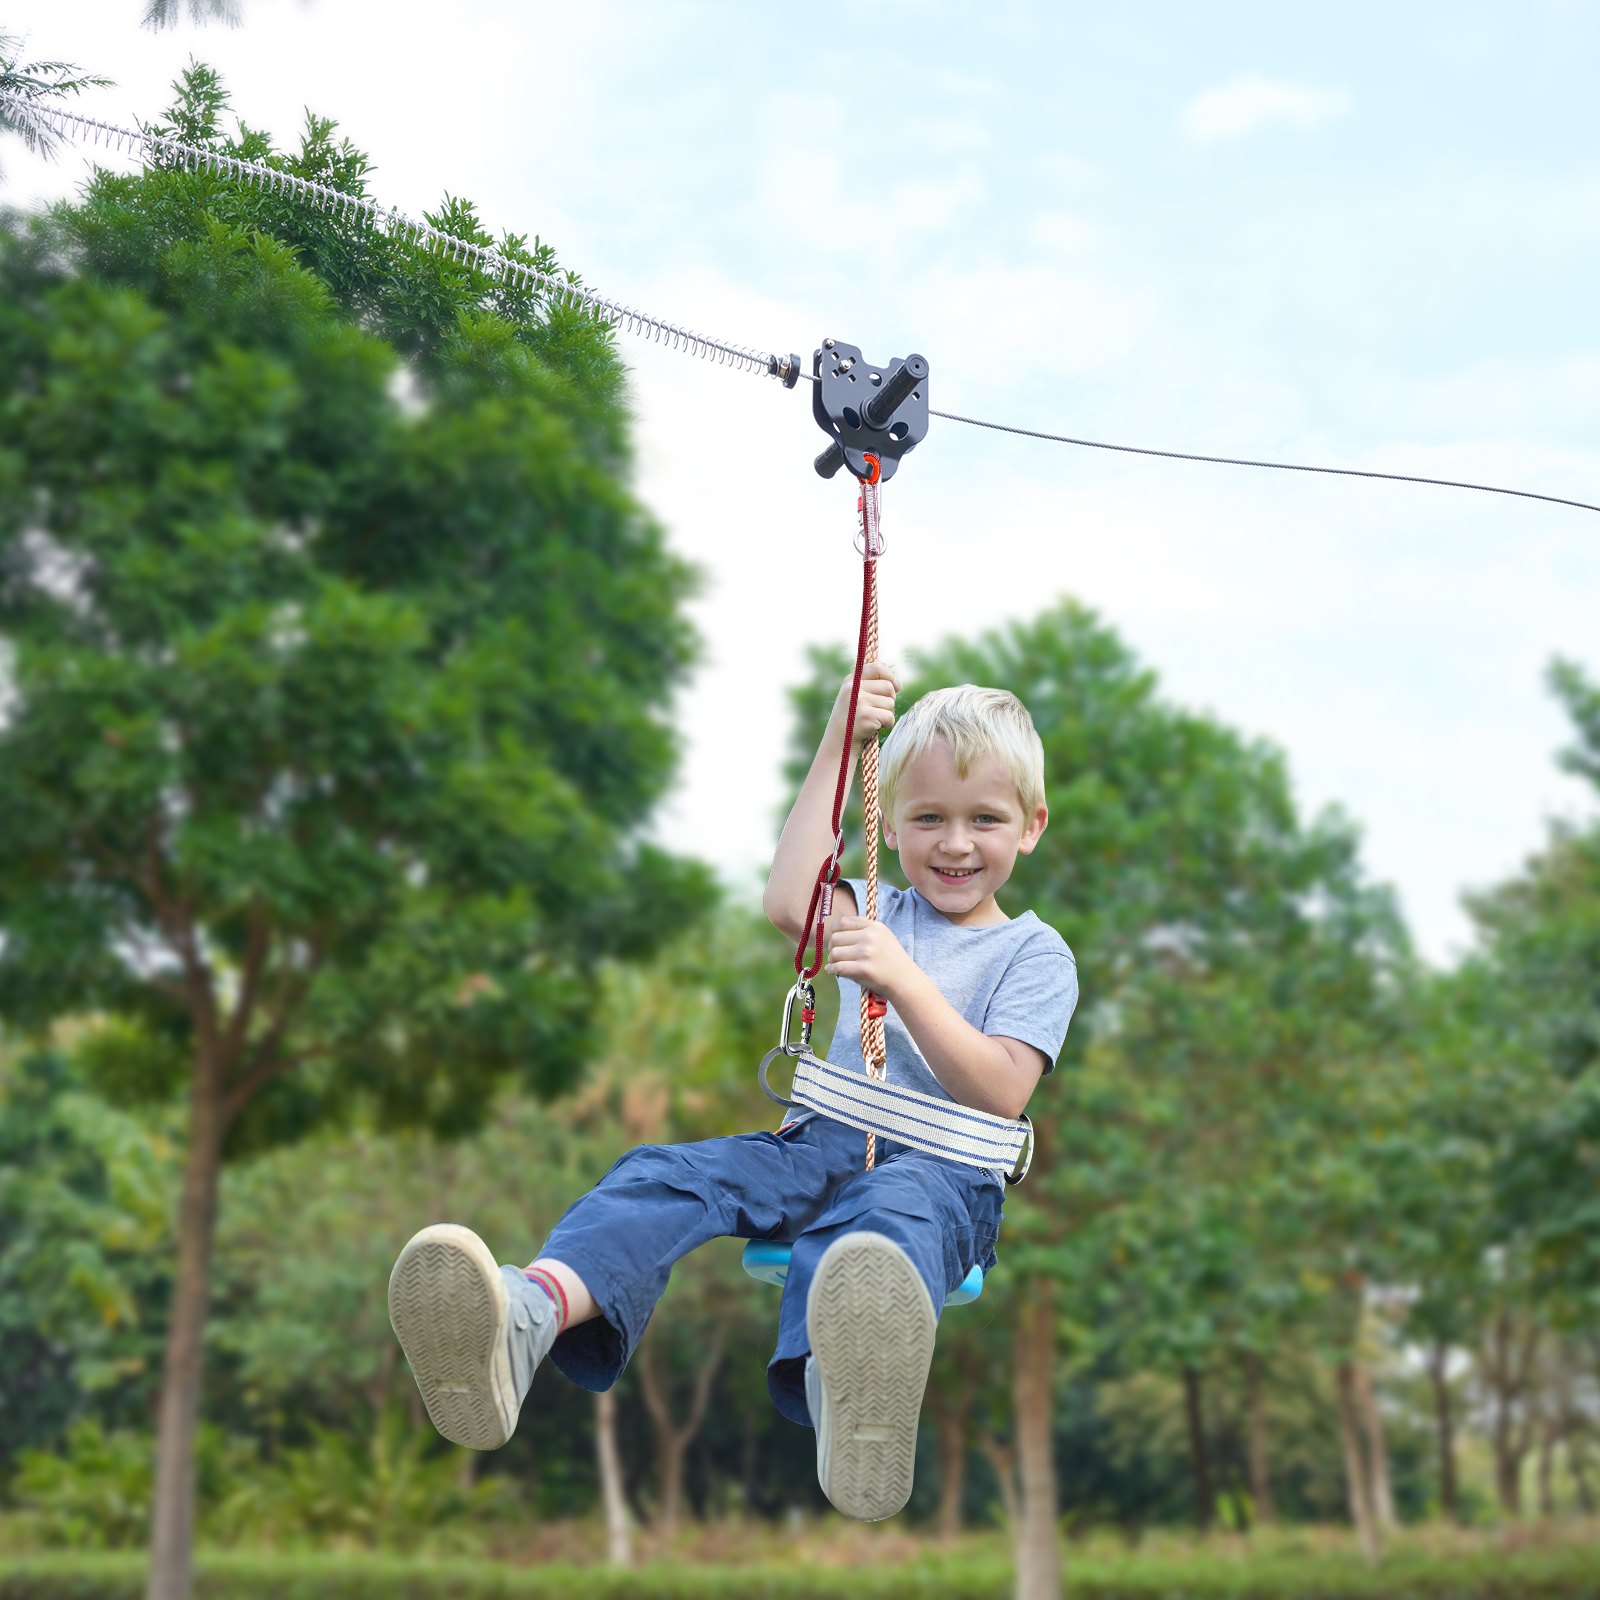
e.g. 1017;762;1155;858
926;406;1600;516
0;96;778;375
5;93;1597;517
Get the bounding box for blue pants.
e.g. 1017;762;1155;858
534;1114;1004;1425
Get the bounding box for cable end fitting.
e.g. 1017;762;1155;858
771;353;803;389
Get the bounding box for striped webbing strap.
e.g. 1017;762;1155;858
788;1053;1032;1182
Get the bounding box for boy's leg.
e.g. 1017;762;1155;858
534;1124;840;1394
391;1124;840;1448
772;1146;1004;1521
523;1258;598;1328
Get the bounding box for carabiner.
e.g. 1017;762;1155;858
779;978;817;1056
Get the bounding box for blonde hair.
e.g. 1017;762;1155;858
879;684;1046;821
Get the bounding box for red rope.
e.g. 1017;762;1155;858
792;465;881;984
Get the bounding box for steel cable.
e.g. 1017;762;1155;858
6;92;1596;515
928;406;1600;515
0;95;780;376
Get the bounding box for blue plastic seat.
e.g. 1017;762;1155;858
740;1239;984;1307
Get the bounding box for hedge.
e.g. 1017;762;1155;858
4;1549;1600;1600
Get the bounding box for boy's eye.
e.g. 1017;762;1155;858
975;814;1001;826
914;813;941;824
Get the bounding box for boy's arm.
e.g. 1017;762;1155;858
823;920;1046;1120
890;963;1046;1120
763;663;898;942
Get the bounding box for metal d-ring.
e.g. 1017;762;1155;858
1004;1114;1034;1187
759;1046;798;1108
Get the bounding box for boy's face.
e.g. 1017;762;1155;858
882;739;1048;927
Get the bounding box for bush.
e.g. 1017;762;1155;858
8;1422;154;1550
3;1547;1600;1600
7;1421;252;1550
206;1410;520;1552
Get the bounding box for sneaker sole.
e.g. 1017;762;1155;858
387;1223;517;1451
807;1231;936;1522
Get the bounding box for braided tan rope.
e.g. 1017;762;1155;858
858;479;887;1172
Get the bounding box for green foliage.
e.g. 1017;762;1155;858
8;1419;247;1550
9;1421;150;1550
792;603;1411;1375
143;0;242;29
0;34;112;174
5;1544;1600;1599
1550;658;1600;790
207;1409;518;1553
0;63;710;1144
1459;828;1600;1325
0;1045;179;1470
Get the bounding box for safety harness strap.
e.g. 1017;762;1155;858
784;1054;1033;1183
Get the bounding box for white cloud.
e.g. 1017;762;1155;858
1181;76;1351;143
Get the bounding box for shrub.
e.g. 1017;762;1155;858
4;1547;1600;1600
206;1409;520;1552
8;1420;253;1550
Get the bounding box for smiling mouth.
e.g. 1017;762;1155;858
933;867;979;880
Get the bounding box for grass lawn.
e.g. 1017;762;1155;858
2;1522;1599;1598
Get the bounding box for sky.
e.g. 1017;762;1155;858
4;0;1598;963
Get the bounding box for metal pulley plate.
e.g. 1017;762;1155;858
812;341;929;482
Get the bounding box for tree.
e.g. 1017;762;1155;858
787;601;1405;1593
0;67;706;1600
142;0;242;27
0;30;110;175
1428;659;1600;1517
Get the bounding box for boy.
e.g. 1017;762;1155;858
388;666;1078;1521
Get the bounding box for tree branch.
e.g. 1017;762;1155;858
219;906;271;1074
636;1329;670;1433
222;1045;315;1130
221;937;324;1129
680;1323;727;1442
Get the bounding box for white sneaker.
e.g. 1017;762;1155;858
805;1231;936;1521
387;1223;559;1451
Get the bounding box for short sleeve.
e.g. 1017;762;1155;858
983;942;1079;1073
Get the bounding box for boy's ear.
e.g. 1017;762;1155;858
1017;804;1049;855
881;807;896;850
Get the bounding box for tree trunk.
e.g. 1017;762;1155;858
1554;1342;1592;1516
655;1430;687;1536
1536;1415;1557;1519
144;1056;227;1600
979;1428;1019;1529
1242;1350;1274;1525
365;1336;400;1427
595;1388;633;1566
935;1397;969;1541
1012;1283;1059;1600
635;1323;725;1537
1334;1361;1381;1566
1490;1310;1518;1515
739;1418;757;1517
1485;1310;1539;1517
928;1363;977;1542
1182;1366;1216;1530
1427;1340;1459;1523
1352;1363;1395;1531
1569;1436;1597;1516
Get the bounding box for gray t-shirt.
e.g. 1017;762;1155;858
818;877;1079;1113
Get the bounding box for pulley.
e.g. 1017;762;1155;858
812;340;930;483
